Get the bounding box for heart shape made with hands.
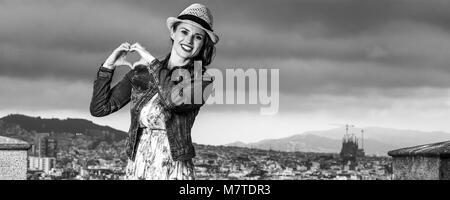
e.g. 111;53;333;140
111;43;154;69
115;51;150;69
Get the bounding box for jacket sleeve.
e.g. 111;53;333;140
89;66;132;117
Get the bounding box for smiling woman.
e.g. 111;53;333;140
171;23;205;61
169;22;216;67
89;3;218;180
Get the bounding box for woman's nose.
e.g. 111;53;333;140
186;35;194;44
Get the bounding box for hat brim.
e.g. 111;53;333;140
167;17;219;44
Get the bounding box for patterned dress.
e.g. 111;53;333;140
124;94;195;180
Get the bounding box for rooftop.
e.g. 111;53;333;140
0;136;31;150
388;140;450;158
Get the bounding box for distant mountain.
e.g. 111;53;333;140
227;134;396;155
226;127;450;156
0;114;127;146
306;127;450;148
226;141;247;147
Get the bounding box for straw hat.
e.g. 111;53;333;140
166;3;219;44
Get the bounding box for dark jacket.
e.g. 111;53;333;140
89;55;213;161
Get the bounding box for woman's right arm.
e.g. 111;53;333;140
90;42;133;117
89;66;133;117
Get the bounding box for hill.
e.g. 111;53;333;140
226;127;450;156
0;114;127;149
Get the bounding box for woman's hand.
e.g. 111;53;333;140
130;43;156;68
102;42;132;70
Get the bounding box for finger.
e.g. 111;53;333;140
122;43;131;51
130;46;144;55
121;42;131;49
130;44;138;51
129;46;138;54
118;43;128;50
124;42;131;50
132;42;145;50
115;49;128;57
117;46;127;51
115;46;128;54
118;45;131;53
117;43;125;49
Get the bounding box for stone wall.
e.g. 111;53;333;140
0;136;31;180
392;156;440;180
440;158;450;180
0;150;28;180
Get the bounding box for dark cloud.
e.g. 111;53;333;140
214;0;450;37
121;0;450;35
0;0;449;116
1;0;450;80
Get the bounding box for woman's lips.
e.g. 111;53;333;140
180;44;193;52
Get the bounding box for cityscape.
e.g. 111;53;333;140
25;131;392;180
0;114;392;180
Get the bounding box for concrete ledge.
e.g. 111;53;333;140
0;143;31;150
388;141;450;158
0;136;31;150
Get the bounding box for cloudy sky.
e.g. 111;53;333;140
1;0;450;145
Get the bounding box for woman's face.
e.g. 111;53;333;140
171;22;206;60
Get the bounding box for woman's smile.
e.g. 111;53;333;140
180;43;193;52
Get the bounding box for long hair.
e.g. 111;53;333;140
171;21;216;66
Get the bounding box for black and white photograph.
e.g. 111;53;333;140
1;0;450;185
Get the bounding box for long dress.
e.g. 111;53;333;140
124;94;195;180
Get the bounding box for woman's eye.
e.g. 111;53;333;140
195;36;203;40
181;30;188;35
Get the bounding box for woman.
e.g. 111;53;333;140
89;3;218;180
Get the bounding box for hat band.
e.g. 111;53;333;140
177;14;212;31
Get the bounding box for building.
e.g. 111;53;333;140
339;127;365;168
0;136;31;180
27;133;58;174
28;156;56;173
30;133;57;158
388;140;450;180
